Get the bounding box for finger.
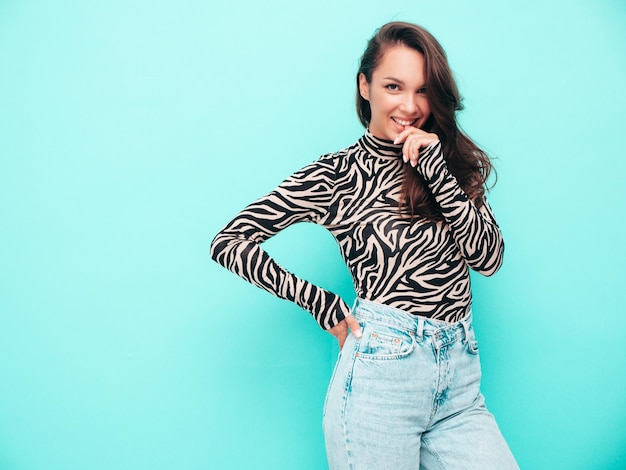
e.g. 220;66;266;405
408;136;439;167
344;314;362;339
399;132;422;163
404;138;417;166
394;127;420;145
396;125;432;144
410;142;420;167
404;139;419;167
402;136;414;163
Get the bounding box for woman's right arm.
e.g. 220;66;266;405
210;157;352;330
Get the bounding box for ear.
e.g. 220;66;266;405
358;73;370;101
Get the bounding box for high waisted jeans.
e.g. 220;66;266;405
323;298;518;470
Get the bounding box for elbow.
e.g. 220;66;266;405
210;230;252;267
209;232;226;263
470;259;502;277
474;263;501;277
468;241;504;276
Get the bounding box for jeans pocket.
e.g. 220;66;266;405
356;323;414;360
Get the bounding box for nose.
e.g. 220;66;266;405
401;93;418;114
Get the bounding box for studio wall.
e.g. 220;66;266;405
1;1;625;468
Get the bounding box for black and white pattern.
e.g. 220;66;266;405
210;131;504;329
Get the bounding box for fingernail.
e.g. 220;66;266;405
354;329;362;339
402;155;408;163
393;137;398;144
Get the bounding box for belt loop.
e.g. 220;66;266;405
417;317;424;340
351;297;360;314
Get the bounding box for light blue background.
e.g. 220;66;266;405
1;1;625;469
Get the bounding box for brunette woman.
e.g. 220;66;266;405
211;21;518;469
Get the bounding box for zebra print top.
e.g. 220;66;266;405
210;131;504;330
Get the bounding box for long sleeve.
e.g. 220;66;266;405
417;142;504;276
210;157;351;330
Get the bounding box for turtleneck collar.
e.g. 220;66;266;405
358;129;404;160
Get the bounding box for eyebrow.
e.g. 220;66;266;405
383;76;405;84
382;76;426;88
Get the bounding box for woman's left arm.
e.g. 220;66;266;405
396;129;504;276
418;141;504;275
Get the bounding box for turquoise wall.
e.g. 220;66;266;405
1;1;625;469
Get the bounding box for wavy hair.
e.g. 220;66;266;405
357;22;493;219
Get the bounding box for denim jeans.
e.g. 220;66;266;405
323;298;518;470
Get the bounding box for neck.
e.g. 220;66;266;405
359;129;403;159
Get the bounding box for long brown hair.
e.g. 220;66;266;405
356;22;493;219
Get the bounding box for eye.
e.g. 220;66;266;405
385;83;400;91
417;87;427;94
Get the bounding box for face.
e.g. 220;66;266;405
359;45;431;141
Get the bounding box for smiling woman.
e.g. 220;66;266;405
358;45;432;139
210;21;517;469
356;23;494;221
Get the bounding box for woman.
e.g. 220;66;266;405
211;21;518;469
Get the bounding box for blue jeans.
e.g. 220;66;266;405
323;298;518;470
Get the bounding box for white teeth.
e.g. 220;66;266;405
393;117;417;126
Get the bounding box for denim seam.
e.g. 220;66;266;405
323;351;343;418
340;340;360;469
422;435;447;470
354;336;416;361
353;315;418;361
353;311;414;333
354;310;471;343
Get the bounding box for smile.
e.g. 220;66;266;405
392;117;418;127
